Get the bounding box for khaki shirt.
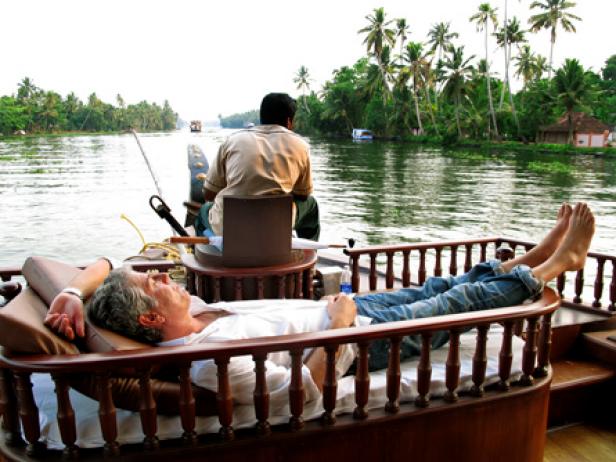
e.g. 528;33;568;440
203;125;313;235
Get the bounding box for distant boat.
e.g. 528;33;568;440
352;128;373;141
190;120;202;132
244;122;255;128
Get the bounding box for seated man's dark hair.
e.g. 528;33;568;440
260;93;296;126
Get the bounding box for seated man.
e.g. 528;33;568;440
195;92;320;241
45;203;594;404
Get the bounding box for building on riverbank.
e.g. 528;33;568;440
537;113;610;147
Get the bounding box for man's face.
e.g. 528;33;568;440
129;271;191;318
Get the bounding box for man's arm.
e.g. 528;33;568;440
44;258;111;340
304;295;356;391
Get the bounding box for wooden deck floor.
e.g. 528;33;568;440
544;422;616;461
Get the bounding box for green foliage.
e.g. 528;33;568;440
527;160;573;174
0;78;177;136
219;110;259;128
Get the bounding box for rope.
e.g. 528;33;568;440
120;214;184;262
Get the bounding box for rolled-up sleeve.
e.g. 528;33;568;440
203;143;227;193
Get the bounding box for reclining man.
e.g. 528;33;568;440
45;202;595;404
195;92;320;241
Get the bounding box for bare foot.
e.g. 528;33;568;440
502;202;572;271
531;203;595;282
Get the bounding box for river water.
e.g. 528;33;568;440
1;129;615;267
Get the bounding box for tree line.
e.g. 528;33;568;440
290;2;615;144
0;78;178;135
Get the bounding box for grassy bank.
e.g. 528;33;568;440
0;129;174;141
400;135;616;156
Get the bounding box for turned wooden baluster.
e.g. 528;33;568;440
574;269;584;304
351;255;360;292
0;369;23;446
521;317;539;386
369;253;377;291
195;274;204;299
353;342;370;420
321;345;338;425
178;365;197;444
415;333;432;408
449;246;458;276
470;325;489;397
15;372;44;455
498;321;514;391
610;260;616;312
402;250;411;287
53;374;79;458
234;278;243;301
257;276;265;299
480;243;488;262
419;250;427;285
303;269;314;299
593;258;605;308
138;368;159;450
288;349;305;430
444;330;461;403
535;313;553;378
386;252;394;289
294;273;303;298
557;273;566;299
253;354;271;436
434;248;442;277
187;271;196;295
215;357;234;440
385;337;401;414
212;276;222;302
464;244;473;273
97;372;119;456
277;275;286;298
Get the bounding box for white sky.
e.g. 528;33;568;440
1;0;613;122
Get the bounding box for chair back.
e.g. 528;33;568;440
222;195;292;267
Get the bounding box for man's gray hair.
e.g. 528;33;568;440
87;268;163;344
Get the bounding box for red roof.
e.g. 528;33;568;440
540;113;609;133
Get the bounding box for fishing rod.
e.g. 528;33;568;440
131;129;189;244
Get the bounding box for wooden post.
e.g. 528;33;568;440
253;354;271;436
535;313;553;378
178;365;197;444
593;258;605;308
215;357;234;441
449;245;458;276
402;250;411;287
0;369;24;447
138;368;159;450
521;317;539;386
386;252;394;289
415;333;432;408
385;337;401;414
470;325;489;397
351;255;360;293
419;250;427;285
574;269;584;304
288;349;305;431
353;342;370;420
52;374;79;458
321;345;338;425
444;331;460;403
369;254;377;291
464;244;473;273
96;372;119;456
434;248;442;277
15;372;44;456
498;321;514;391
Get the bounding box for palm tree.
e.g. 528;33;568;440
395;18;410;64
495;17;526;107
401;41;428;134
293;65;313;113
427;22;459;65
529;0;581;79
17;77;38;101
514;45;536;86
553;58;592;144
534;54;548;80
441;46;475;137
359;7;396;94
470;3;499;138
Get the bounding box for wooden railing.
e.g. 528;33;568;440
0;289;559;458
345;236;616;313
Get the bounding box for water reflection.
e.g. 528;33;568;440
0;131;615;268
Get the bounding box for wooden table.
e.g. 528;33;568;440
182;250;317;302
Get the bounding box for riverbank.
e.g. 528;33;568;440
400;135;616;156
0;129;177;140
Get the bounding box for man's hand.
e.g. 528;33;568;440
44;292;85;340
325;294;357;328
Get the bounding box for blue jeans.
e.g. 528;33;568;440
353;260;543;371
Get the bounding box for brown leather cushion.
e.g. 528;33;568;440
0;288;78;355
10;256;217;416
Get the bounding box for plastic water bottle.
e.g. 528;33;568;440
340;265;352;294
